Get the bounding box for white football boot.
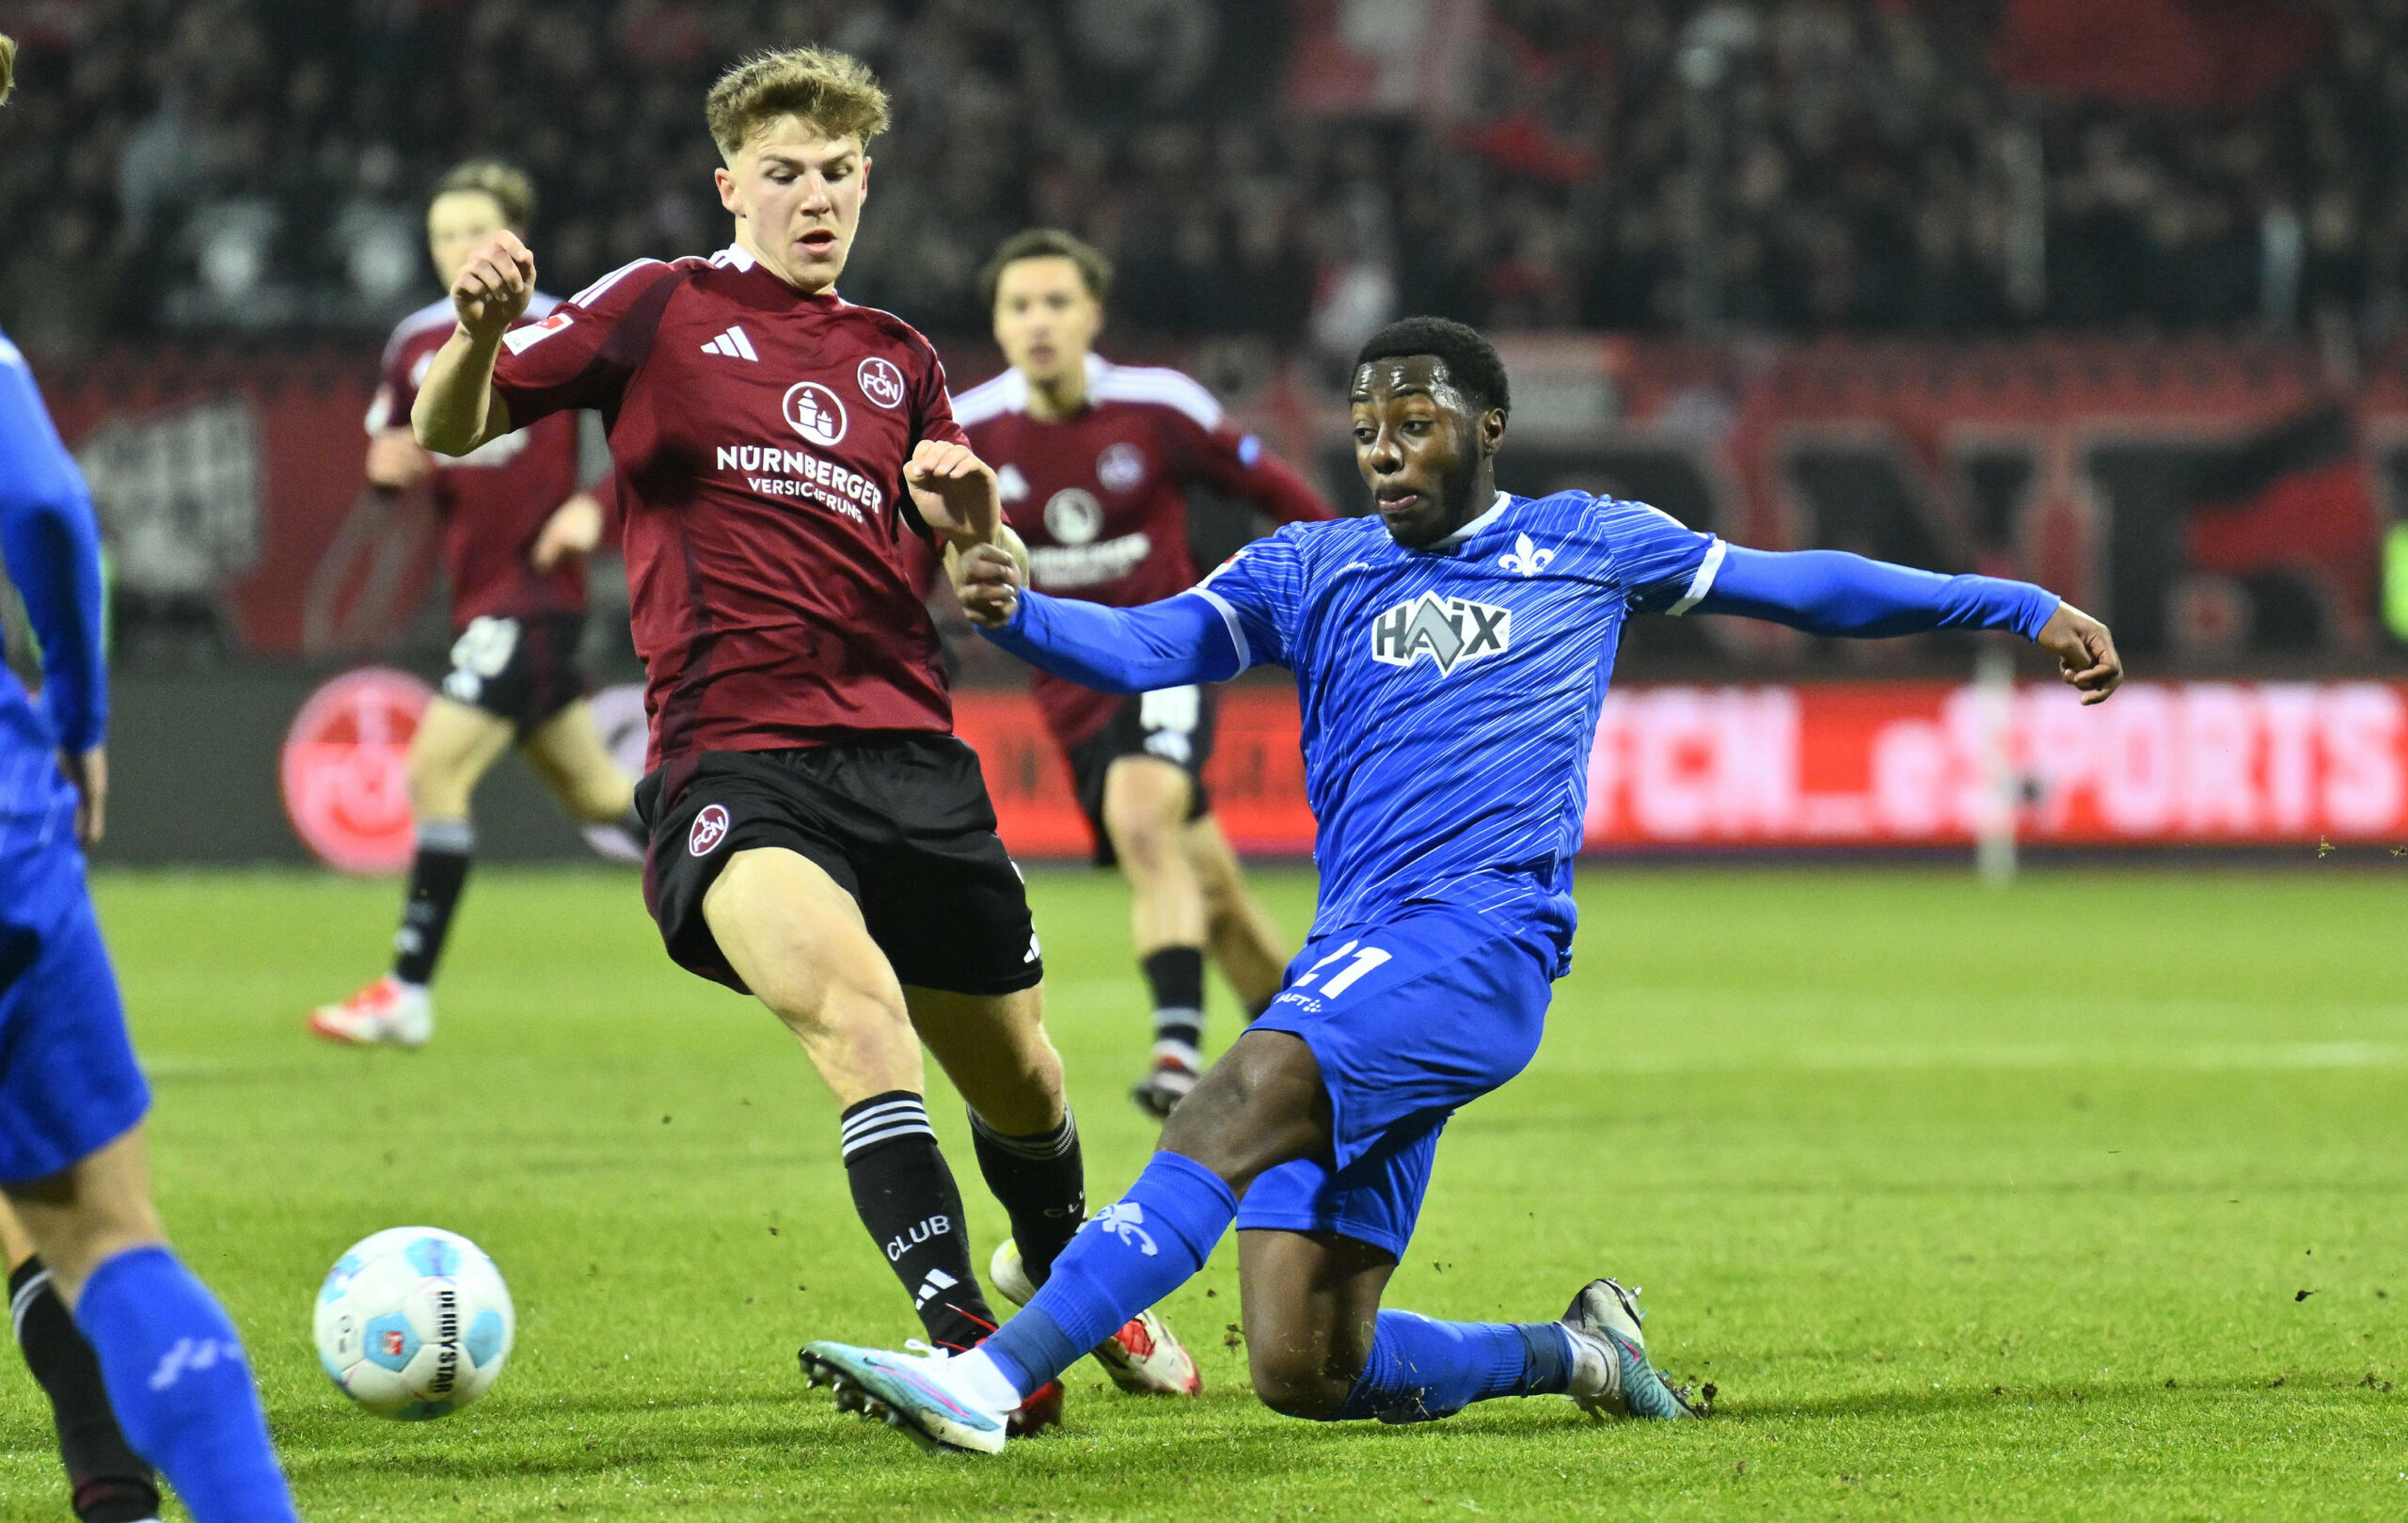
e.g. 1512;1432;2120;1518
1560;1277;1701;1420
309;976;433;1048
800;1340;1011;1455
990;1237;1201;1396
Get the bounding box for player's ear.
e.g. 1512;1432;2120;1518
1479;405;1507;457
713;165;743;218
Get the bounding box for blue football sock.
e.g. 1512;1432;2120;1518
1333;1310;1576;1422
72;1245;297;1523
981;1150;1235;1397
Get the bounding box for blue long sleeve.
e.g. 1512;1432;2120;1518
1691;545;2059;642
981;589;1244;692
0;339;107;750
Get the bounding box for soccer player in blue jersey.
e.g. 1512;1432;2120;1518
0;111;303;1515
801;316;2124;1452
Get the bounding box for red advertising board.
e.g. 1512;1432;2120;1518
956;679;2408;859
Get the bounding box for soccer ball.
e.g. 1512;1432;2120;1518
314;1227;515;1420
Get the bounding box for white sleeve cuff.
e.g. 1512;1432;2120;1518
1188;587;1253;671
1666;538;1727;616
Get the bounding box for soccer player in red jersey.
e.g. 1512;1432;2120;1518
312;160;637;1050
955;230;1336;1118
410;48;1198;1417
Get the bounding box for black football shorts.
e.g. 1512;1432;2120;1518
1062;686;1216;867
636;737;1043;998
438;612;591;738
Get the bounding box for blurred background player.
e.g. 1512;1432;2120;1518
311;160;636;1049
0;40;299;1517
411;47;1196;1426
955;230;1334;1118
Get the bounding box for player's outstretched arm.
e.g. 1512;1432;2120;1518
953;543;1243;693
413;230;533;456
1693;546;2123;704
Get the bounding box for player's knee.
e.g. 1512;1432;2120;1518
1107;815;1181;877
758;968;908;1045
1248;1350;1354;1420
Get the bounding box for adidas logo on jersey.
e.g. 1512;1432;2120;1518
1370;593;1512;675
700;325;758;360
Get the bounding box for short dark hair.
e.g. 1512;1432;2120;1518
981;229;1113;311
1354;317;1510;418
432;159;535;230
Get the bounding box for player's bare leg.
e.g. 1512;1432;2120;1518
1103;754;1215;1116
310;695;514;1047
705;847;926;1107
3;1132;164;1307
1237;1229;1394;1417
1185;816;1288;1012
0;1198;155;1523
912;985;1202;1397
704;849;1008;1363
517;697;636;825
5;1130;298;1515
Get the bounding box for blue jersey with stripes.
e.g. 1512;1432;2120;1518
0;325;105;912
1192;489;1718;971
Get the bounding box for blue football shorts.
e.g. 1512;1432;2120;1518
1236;901;1555;1258
0;867;149;1186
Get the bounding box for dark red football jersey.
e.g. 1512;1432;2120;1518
954;356;1334;746
369;294;588;628
489;245;967;770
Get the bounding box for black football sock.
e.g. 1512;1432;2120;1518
1142;945;1207;1058
968;1107;1085;1288
839;1092;996;1351
390;819;472;988
8;1257;159;1523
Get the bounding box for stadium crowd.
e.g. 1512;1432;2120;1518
0;0;2402;352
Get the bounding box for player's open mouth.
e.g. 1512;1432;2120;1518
798;230;838;255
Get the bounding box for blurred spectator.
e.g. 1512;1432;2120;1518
0;0;2400;350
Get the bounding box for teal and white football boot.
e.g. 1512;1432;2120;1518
1560;1277;1703;1420
799;1341;1011;1454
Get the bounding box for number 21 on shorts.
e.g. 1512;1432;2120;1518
1290;939;1392;1000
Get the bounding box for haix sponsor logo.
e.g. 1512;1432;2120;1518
1370;593;1513;674
715;443;884;524
1029;532;1152;590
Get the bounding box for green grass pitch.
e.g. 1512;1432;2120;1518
0;864;2400;1519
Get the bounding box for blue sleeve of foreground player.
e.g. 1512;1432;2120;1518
1687;545;2059;642
0;341;107;750
981;589;1245;694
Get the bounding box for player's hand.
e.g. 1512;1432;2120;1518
531;492;605;569
904;440;1001;545
2036;602;2122;705
55;745;104;846
365;428;430;490
950;542;1024;628
450;230;536;342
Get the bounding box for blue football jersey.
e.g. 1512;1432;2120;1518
0;326;103;899
1192;489;1718;972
